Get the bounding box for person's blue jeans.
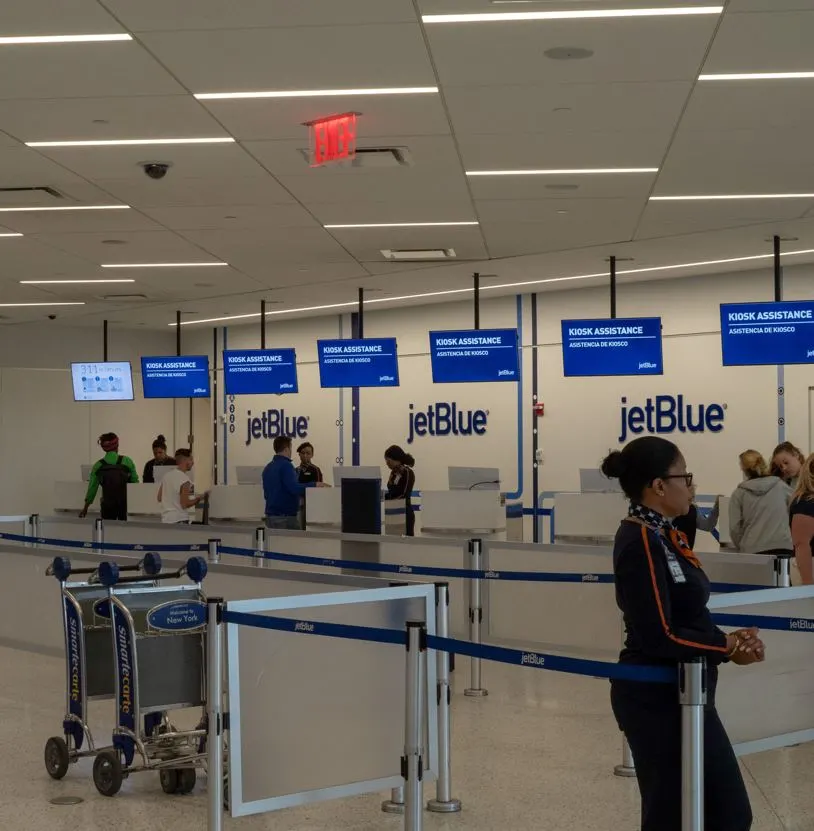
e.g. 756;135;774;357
265;514;300;531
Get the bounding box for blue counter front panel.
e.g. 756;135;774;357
720;301;814;366
430;328;519;383
223;349;298;395
561;317;663;377
141;355;211;398
317;338;400;388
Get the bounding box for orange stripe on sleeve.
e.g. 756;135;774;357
640;525;728;654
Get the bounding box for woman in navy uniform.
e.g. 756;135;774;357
384;445;416;536
602;436;764;831
295;442;323;529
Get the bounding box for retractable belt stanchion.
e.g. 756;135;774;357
464;538;488;697
207;598;224;831
403;622;426;831
680;658;706;831
93;517;104;555
774;553;792;588
254;526;266;569
428;583;461;813
208;538;221;565
27;513;40;548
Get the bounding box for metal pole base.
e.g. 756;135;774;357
427;798;462;813
464;688;488;697
614;764;637;778
381;800;405;815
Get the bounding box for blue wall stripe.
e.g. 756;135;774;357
350;312;361;466
222;326;228;485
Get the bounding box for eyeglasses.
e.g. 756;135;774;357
662;473;694;488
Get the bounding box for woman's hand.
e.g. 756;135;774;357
727;627;766;665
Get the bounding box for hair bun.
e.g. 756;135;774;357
156;434;166;442
601;450;625;480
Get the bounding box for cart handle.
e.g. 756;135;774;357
98;555;207;588
48;552;162;582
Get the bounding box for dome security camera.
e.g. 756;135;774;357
140;162;171;180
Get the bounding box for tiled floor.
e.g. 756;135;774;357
0;645;809;829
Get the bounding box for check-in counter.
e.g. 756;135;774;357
305;488;343;531
554;492;627;543
208;485;266;522
54;481;93;513
126;483;160;516
717;495;732;547
420;490;505;539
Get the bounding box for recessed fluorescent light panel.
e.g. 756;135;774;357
467;168;658;176
0;302;85;307
27;138;235;147
0;34;132;45
20;279;135;285
195;87;438;100
0;233;23;237
0;205;129;212
651;194;814;201
324;221;478;229
101;262;227;268
699;72;814;81
423;7;723;23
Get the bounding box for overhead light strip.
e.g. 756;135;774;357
27;137;235;148
0;205;129;212
651;194;814;201
101;262;227;268
324;221;479;229
423;7;723;23
195;87;438;100
20;279;135;284
171;247;814;326
0;302;85;307
699;72;814;81
0;233;23;237
467;168;658;176
0;34;132;45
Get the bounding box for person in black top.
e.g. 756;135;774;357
602;436;764;831
295;442;323;529
142;435;175;483
790;453;814;584
672;485;719;549
384;445;416;537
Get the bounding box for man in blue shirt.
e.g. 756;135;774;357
263;436;329;529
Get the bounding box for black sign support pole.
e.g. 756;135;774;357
609;256;617;319
473;272;480;330
358;288;365;338
103;319;109;361
773;235;783;302
176;310;182;356
212;327;219;486
261;299;267;349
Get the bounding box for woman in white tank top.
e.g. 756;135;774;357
157;449;206;524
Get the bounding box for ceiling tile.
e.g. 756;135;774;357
0;209;162;235
32;230;216;263
0;43;184;100
308;200;475;226
199;96;451;141
0;238;98;277
140;203;318;231
728;1;814;8
469;174;656;201
425;18;719;87
327;225;487;263
0;96;225;143
139;24;436;93
0;0;126;35
475;197;643;224
104;0;418;31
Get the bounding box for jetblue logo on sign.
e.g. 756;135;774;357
619;395;726;443
407;402;488;444
245;408;309;446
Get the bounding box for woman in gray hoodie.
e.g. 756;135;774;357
729;450;793;555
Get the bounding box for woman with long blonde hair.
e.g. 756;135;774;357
790;454;814;584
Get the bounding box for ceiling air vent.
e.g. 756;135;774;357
0;186;65;205
99;293;148;302
381;248;457;261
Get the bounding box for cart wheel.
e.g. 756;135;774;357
177;767;197;795
93;751;124;797
159;768;179;794
44;736;70;780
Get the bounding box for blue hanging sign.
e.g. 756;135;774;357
429;328;519;383
561;317;663;377
720;301;814;366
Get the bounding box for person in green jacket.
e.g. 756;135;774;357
79;432;139;521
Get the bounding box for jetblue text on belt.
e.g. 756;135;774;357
245;409;309;445
618;395;725;443
407;402;488;444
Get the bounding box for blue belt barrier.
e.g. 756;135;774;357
221;610;676;684
713;612;814;633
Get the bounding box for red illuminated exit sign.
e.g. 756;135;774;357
305;112;358;166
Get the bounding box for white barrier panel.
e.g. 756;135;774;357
554;493;627;542
225;585;437;817
710;586;814;755
482;542;777;659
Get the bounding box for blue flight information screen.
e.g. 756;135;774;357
561;317;663;377
720;301;814;366
141;355;211;398
317;338;400;388
223;349;298;395
429;328;519;383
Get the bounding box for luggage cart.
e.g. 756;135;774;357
43;553;163;781
91;556;210;797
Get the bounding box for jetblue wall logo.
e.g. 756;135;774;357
245;408;309;446
618;395;726;443
407;402;488;444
